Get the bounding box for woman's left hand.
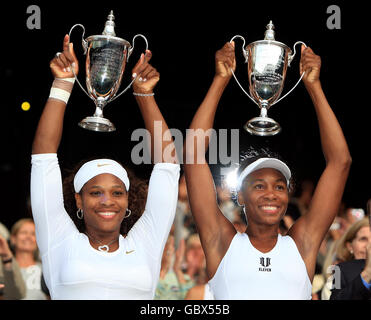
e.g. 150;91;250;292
132;50;159;94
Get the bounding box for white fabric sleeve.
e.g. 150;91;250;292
129;163;180;260
30;153;78;255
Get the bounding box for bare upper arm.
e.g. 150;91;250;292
288;162;351;279
184;162;236;277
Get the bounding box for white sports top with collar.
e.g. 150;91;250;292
30;153;180;300
208;232;312;300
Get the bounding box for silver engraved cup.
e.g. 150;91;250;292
83;35;129;131
69;11;148;132
244;39;290;135
231;21;306;136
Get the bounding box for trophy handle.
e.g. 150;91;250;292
68;24;94;101
127;34;149;62
229;35;259;106
272;41;307;106
110;34;149;103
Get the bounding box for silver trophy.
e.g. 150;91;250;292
231;21;306;136
69;11;148;132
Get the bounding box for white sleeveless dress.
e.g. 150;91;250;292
208;233;312;300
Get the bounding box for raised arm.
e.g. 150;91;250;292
289;46;352;279
183;43;237;278
32;35;78;154
131;51;177;164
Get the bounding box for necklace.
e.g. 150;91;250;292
85;232;119;252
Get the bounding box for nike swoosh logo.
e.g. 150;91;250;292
97;163;111;167
126;250;135;254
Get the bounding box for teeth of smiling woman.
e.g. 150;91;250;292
261;206;278;211
97;212;117;217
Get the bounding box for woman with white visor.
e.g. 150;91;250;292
183;42;352;299
30;35;179;299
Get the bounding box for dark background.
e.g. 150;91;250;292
1;1;369;230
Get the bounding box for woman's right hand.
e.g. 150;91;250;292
215;42;236;79
50;34;79;78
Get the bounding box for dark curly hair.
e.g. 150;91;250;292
62;158;148;236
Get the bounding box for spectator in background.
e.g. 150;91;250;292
155;233;208;299
183;234;207;285
0;233;26;300
315;202;354;279
344;207;365;226
335;217;370;263
319;216;371;299
10;219;46;300
287;179;315;224
329;204;364;242
174;175;194;247
216;181;247;233
155;236;193;299
216;182;241;224
328;215;371;300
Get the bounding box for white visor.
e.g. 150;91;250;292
73;159;130;193
237;157;291;190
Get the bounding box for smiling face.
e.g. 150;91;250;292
75;173;129;235
238;168;289;227
11;221;37;254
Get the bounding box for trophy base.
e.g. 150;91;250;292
78;116;116;132
244;117;281;136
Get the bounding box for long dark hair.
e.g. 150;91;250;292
62;158;148;236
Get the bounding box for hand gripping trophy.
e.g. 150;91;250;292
69;11;148;132
231;21;307;136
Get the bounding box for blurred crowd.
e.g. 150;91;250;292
1;174;370;300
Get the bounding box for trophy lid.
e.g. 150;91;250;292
102;10;116;37
246;20;291;53
86;10;130;47
264;21;275;40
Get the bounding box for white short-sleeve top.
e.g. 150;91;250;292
30;153;179;300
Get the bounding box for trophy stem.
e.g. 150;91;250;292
78;99;116;132
260;106;268;118
244;102;281;136
93;100;106;117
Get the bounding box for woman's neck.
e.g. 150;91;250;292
246;223;279;240
84;228;121;252
15;251;36;268
245;224;280;253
